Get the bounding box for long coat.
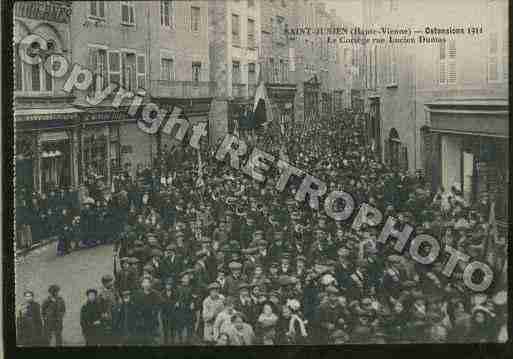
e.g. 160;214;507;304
202;295;225;342
17;302;44;346
80;300;105;345
41;296;66;332
112;301;138;344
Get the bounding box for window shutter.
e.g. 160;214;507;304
137;54;145;89
108;51;121;85
15;43;22;91
99;1;105;18
90;1;97;17
447;39;456;84
401;144;408;172
384;139;390;164
45;58;53;91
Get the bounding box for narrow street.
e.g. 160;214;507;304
15;243;115;346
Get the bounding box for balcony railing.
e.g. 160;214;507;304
150;80;216;98
260;59;292;85
232;83;246;98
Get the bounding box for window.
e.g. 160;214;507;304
390;47;397;84
161;58;174;81
31;63;41;92
269;57;274;82
289;47;295;72
192;62;201;82
160;1;174;28
273;16;286;44
90;1;105;19
389;0;399;12
121;1;135;25
191;6;200;32
487;0;507;82
108;51;121;85
439;41;446;84
447;40;456;84
280;59;287;82
248;62;256;84
438;39;456;85
137;54;146;89
247;18;255;48
488;32;499;81
232;14;240;46
89;48;107;94
122;52;136;91
232;61;241;83
439;40;456;84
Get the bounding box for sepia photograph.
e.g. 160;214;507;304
9;0;509;350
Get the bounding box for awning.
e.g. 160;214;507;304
39;131;69;142
14;107;83;116
425;98;509;138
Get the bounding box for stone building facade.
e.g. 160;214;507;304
361;0;509;222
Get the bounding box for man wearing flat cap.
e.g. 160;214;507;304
133;276;162;345
316;286;347;344
235;283;257;326
80;289;104;345
116;257;137;296
112;290;138;345
202;282;225;343
160;244;183;285
225;261;247;297
98;274;116;343
42;284;66;346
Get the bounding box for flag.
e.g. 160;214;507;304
195;150;205;188
252;65;273;127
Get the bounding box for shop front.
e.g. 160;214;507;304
15;107;83;194
425;99;509;224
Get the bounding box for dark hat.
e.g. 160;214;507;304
238;282;249;291
128;257;139;264
296;255;307;262
86;288;98;296
101;274;114;283
120;257;130;263
143;264;154;272
48;284;60;294
179;268;194;278
166;243;176;250
231;311;246;323
208;282;221;290
331;329;349;340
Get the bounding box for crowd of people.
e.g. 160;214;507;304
17;110;508;346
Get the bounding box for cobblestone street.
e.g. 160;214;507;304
15;243;114;346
